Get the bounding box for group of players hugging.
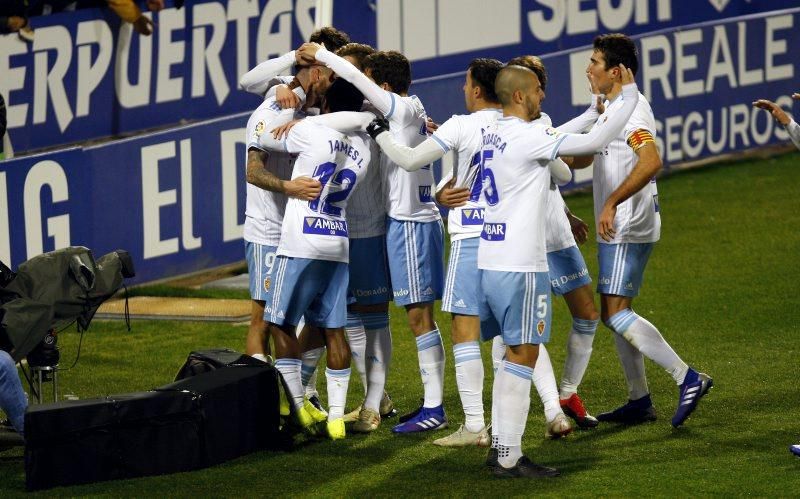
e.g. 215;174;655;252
237;27;714;478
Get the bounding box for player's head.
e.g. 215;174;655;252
296;63;335;108
506;55;547;92
464;58;503;111
309;26;351;53
323;78;364;114
336;43;375;70
363;51;411;95
495;65;542;121
589;33;638;93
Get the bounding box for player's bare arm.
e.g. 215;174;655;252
598;141;661;241
245;148;321;201
566;209;589;244
435;178;470;208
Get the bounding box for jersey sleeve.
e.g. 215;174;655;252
525;124;569;163
282;120;316;155
430;115;462;153
247;99;282;151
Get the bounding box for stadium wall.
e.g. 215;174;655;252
1;2;798;282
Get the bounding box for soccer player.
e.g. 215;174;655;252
753;93;800;150
753;92;800;456
255;78;370;440
299;43;448;434
243;62;330;365
480;63;639;477
503;55;603;433
369;57;504;445
585;34;712;427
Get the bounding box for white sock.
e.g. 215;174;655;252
345;312;368;394
560;318;598;398
361;312;391;412
275;358;304;410
453;341;485;433
496;360;533;468
325;367;351;420
532;345;562;422
301;346;325;398
416;328;445;408
608;309;689;385
491;336;505;374
491;356;500;450
612;328;650;400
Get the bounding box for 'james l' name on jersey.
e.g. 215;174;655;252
591;92;661;244
278;120;371;263
431;108;503;241
477;117;567;273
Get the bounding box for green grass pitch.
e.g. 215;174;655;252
1;152;799;496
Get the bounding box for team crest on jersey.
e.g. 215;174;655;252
254;120;265;137
536;319;545;337
461;208;485;225
544;127;559;137
263;277;271;292
303;217;348;237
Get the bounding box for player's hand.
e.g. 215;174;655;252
284;176;322;200
271;119;301;139
367;118;390;140
7;16;26;31
753;99;791;126
297;42;323;64
598;203;617;242
435;179;470;208
618;64;634;86
132;15;154;36
276;84;300;109
793;93;800;101
587;73;605;114
567;211;589;245
426;117;439;135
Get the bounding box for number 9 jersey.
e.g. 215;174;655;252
278;120;372;263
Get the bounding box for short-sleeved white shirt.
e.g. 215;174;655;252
591;93;661;243
243;97;303;246
477;117;567;272
431;108;503;241
278;120;371;263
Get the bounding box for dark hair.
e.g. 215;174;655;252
593;33;639;76
506;55;547;91
468;58;503;103
363;51;411;95
325;78;364;113
336;43;376;70
309;27;351;53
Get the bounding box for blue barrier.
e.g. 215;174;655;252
1;6;797;283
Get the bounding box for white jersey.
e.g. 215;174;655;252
243;97;301;246
278;120;371;263
591;92;661;244
477;117;566;272
431;108;503;241
533;113;576;252
346;103;386;238
383;94;441;222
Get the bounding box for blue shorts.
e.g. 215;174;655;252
478;270;552;346
245;241;277;301
547;245;592;296
597;242;654;297
386;217;444;306
442;237;480;315
348;235;392;305
263;255;349;328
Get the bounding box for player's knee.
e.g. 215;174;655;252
602;308;636;334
